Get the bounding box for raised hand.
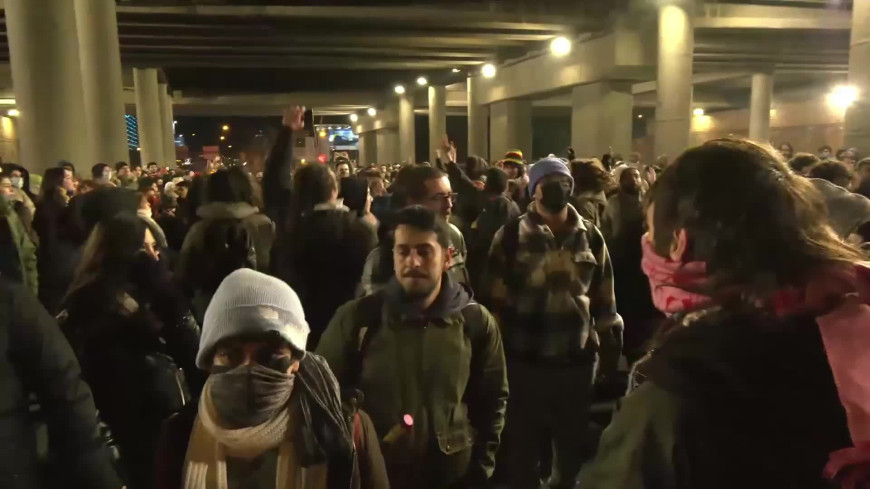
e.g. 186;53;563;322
282;106;305;131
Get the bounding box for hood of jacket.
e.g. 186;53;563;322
810;178;870;238
383;272;471;320
196;201;261;220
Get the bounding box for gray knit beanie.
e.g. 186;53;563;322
197;268;310;369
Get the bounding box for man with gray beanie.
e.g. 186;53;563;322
480;157;623;489
155;268;388;489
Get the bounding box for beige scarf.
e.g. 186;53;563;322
182;381;327;489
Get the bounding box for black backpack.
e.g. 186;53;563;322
190;218;257;293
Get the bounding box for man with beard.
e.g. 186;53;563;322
481;157;622;489
318;205;508;489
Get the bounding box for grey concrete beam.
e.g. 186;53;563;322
114;5;584;32
695;4;851;30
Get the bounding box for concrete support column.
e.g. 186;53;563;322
844;0;870;151
748;72;774;143
359;132;377;167
133;68;164;167
376;129;398;165
398;94;416;164
654;1;694;161
6;0;90;174
75;0;127;166
489;99;532;163
571;82;633;159
428;85;447;163
159;84;176;166
467;76;489;160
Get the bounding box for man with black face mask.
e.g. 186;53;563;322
481;157;623;489
156;268;388;489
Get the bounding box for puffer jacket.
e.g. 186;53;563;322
0;197;37;296
0;278;122;489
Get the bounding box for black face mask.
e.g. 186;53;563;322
209;364;295;429
540;180;570;213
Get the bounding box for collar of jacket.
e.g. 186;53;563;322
312;200;349;212
196;201;261;220
382;273;472;324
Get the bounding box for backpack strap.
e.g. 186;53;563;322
346;292;386;391
501;216;522;290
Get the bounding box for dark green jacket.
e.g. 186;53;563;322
577;309;850;489
0;198;37;296
317;281;508;489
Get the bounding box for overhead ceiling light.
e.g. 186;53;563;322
136;147;141;151
416;76;428;86
637;114;643;119
550;36;572;57
6;109;19;117
452;68;461;73
482;63;496;78
228;145;233;149
192;133;196;136
394;84;406;95
349;113;359;122
222;124;229;131
828;85;858;109
693;108;705;117
367;107;377;116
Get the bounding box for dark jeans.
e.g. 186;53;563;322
495;359;595;489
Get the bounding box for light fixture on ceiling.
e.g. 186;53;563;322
637;114;643;119
828;85;858;109
550;36;572;57
349;113;359;122
452;68;461;73
394;84;406;95
222;124;229;131
7;109;19;117
416;76;428;86
367;107;377;116
693;108;705;117
482;63;496;78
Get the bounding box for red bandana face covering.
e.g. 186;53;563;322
640;234;710;315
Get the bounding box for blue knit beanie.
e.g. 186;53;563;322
528;157;574;197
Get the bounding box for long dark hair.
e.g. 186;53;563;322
65;213;147;302
206;167;254;205
40;167;68;205
650;138;861;301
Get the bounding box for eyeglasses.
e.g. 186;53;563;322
428;192;458;203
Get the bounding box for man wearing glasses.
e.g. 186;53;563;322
359;165;471;296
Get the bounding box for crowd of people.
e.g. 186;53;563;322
0;104;868;489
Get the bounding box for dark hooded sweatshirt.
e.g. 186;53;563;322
318;274;509;489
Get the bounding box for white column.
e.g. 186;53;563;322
398;93;416;164
468;76;489;160
133;68;164;167
359;132;377;167
571;82;633;159
845;0;870;151
428;85;447;163
376;129;398;165
6;0;90;174
748;72;774;143
489;99;532;163
159;84;176;166
75;0;127;165
655;1;694;161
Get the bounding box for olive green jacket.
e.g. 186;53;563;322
0;198;37;296
317;293;508;489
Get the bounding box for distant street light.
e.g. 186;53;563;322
220;135;226;141
222;125;229;131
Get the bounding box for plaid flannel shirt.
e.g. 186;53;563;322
481;203;623;371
